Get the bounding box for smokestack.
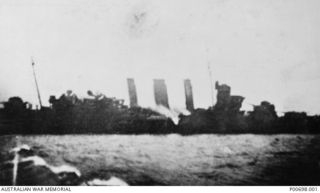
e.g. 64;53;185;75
127;78;138;108
153;79;170;108
184;79;194;112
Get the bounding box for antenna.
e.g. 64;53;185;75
31;57;43;108
207;62;215;106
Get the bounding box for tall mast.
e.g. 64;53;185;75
31;57;43;108
205;48;215;106
207;62;215;106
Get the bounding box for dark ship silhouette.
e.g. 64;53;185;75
1;78;320;135
0;59;320;135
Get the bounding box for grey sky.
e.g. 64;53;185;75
0;0;320;114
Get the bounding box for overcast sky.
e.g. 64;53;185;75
0;0;320;114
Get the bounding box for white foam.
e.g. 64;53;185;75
10;144;31;153
50;165;81;177
20;156;47;166
86;177;128;186
20;156;81;177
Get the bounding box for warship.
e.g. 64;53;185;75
0;59;320;135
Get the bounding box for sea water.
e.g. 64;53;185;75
0;134;319;185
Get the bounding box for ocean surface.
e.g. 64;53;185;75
1;134;320;185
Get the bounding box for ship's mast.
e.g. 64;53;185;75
31;57;43;108
207;62;215;106
205;48;215;106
